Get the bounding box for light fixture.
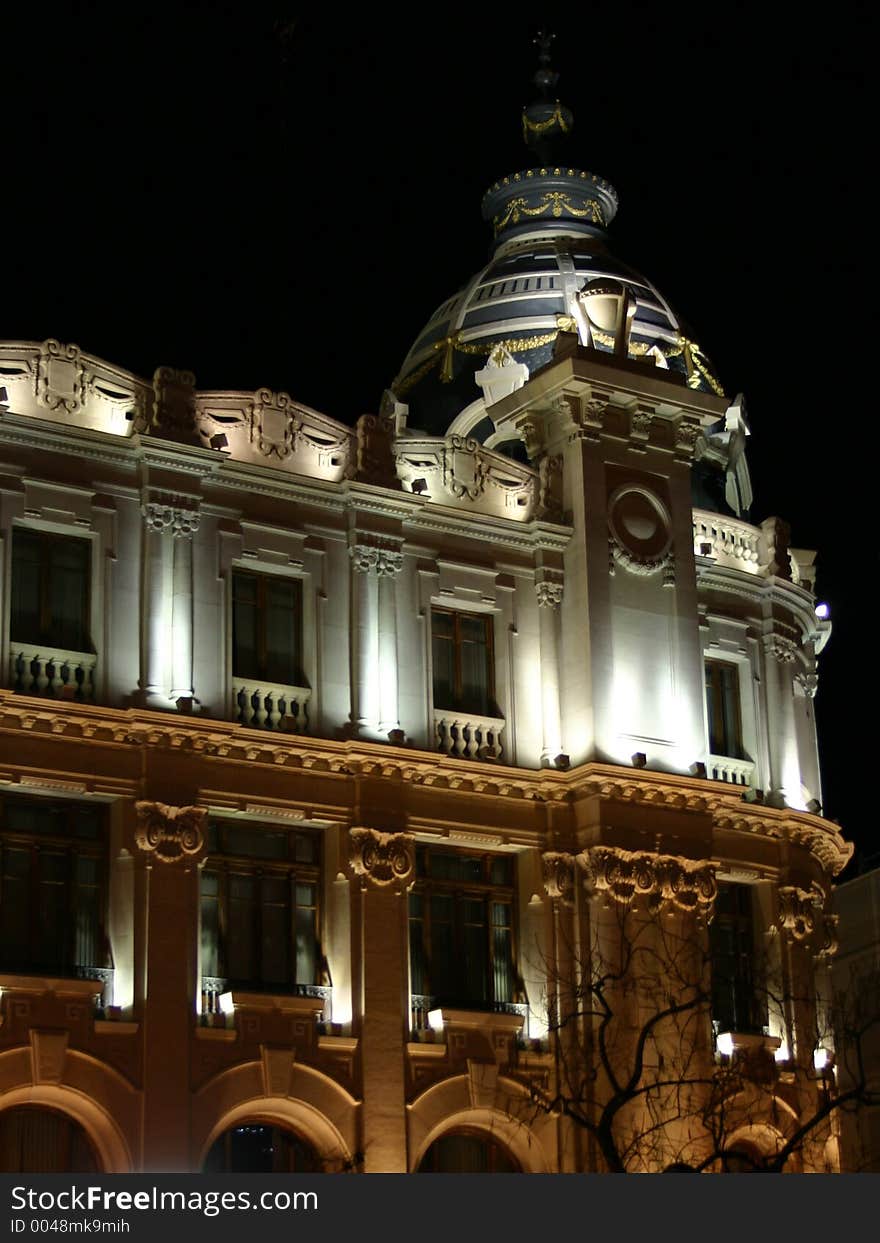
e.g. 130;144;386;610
742;788;764;804
716;1031;734;1057
806;798;822;815
689;761;707;779
554;753;570;771
631;752;647;769
814;603;830;620
813;1047;831;1071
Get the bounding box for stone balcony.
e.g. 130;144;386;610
432;709;505;761
231;678;311;732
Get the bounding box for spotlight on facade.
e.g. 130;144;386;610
210;432;229;451
814;602;830;620
813;1047;832;1071
806;798;822;815
774;1041;791;1064
742;788;764;804
689;761;707;779
631;752;647;769
716;1031;735;1058
0;386;7;405
554;753;570;771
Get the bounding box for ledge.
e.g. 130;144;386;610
406;1041;448;1060
94;1020;139;1036
194;1026;237;1043
0;973;104;999
223;990;326;1016
317;1034;358;1054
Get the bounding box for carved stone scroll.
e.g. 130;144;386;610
542;851;576;906
579;846;717;914
134;801;206;863
349;827;414;888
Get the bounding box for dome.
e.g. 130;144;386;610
389;40;724;448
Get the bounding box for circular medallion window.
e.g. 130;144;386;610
607;484;673;577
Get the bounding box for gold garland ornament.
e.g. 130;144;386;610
521;103;571;142
493;191;605;237
394;330;559;394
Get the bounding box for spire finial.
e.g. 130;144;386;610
532;29;558;100
522;28;573;161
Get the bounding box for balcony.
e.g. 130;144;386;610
232;678;311;732
410;993;528;1038
200;976;331;1028
432;710;505;761
692;510;762;574
8;643;96;701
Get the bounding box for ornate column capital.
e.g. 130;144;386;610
350;542;403;576
763;634;799;664
376;549;404;577
134;801;206;864
142;501;200;538
542;851;576;905
535;579;564;609
578;845;717;915
349;827;414;889
776;882;827;945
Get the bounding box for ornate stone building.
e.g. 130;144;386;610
0;48;850;1173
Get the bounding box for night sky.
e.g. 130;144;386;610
4;4;871;862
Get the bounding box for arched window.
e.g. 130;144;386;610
417;1131;520;1173
722;1143;767;1173
0;1108;99;1173
202;1123;322;1173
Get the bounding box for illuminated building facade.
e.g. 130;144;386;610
0;47;851;1173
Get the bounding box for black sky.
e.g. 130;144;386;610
4;3;872;861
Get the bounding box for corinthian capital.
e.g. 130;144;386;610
578;846;716;914
542;851;576;905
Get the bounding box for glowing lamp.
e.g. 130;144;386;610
814;603;830;620
716;1031;734;1057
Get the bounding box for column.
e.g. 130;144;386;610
377;550;403;738
763;633;800;807
140;504;173;708
170;509;199;707
536;577;564;765
134;800;206;1171
350;544;379;737
350;827;413;1172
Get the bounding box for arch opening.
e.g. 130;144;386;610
0;1106;100;1173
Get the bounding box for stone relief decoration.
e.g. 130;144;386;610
579;846;717;915
673;420;702;460
142;501;200;538
354;413;398;487
606;483;674;583
151;366;197;440
134;801;206;863
394;433;536;520
37;340;86;415
251;388;304;460
542;851;576;905
795;670;819;699
349;542;403;576
537;454;564;523
763;634;799;665
535;577;564;610
0;340;147;435
776;882;829;945
195;390;354;482
349;827;414;888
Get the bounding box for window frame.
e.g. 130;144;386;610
231;567;305;688
704;658;744;760
710;881;767;1036
199;819;322;995
430;606;496;717
0;794;108;979
9;526;93;654
408;845;518;1012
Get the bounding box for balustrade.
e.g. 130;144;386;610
708;754;756;786
693;509;762;572
8;643;96;701
432;710;504;761
232;678;311;732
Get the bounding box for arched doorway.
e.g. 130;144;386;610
202;1123;323;1173
417;1131;520;1173
0;1107;99;1173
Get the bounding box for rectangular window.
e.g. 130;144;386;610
0;795;106;977
711;882;766;1034
705;660;743;758
10;529;91;652
232;570;303;686
200;820;320;993
408;847;516;1009
431;608;494;716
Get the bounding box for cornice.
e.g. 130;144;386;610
0;694;851;874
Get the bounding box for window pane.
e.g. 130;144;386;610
232;574;259;680
38;852;70;970
459;615;491;715
0;848;30;967
431;611;455;710
295;883;317;985
261;876;290;986
492;903;513;1003
48;538;90;651
74;856;101;969
227;874;257;984
10;531;41;643
265;579;299;685
200;872;220;977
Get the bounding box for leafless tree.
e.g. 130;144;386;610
517;890;880;1173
